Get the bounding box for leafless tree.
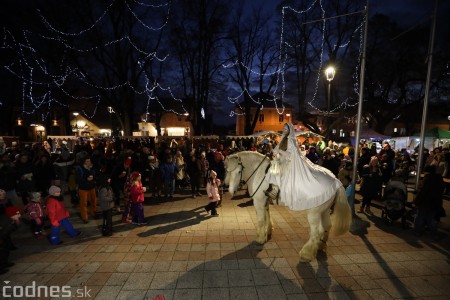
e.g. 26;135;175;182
168;0;232;135
224;3;279;135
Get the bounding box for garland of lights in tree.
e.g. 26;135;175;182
223;0;365;119
1;0;190;124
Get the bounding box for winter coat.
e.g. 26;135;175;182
0;163;17;191
159;162;179;182
175;156;185;180
25;202;46;221
98;186;114;211
53;157;75;182
414;173;444;212
338;167;353;188
76;166;96;190
46;197;70;226
206;179;221;202
129;181;145;203
15;161;36;193
0;213;17;242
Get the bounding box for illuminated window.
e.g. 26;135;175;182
279;115;284;122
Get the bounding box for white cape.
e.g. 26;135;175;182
265;124;342;211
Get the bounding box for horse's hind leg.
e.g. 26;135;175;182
299;209;323;262
318;208;331;252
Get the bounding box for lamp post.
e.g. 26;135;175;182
325;66;336;139
107;106;114;137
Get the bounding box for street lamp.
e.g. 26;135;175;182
325;66;336;139
107;106;114;136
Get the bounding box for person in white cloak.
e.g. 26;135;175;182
264;123;343;211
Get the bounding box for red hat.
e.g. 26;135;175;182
5;206;22;218
124;157;132;166
131;171;141;180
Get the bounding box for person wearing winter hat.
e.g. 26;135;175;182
24;192;47;239
121;169;137;224
129;172;146;225
46;185;80;245
97;168;114;236
205;170;220;216
111;156;132;214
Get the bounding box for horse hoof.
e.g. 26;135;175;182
255;238;265;245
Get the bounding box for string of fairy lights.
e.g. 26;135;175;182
2;0;366;127
224;0;366;119
1;0;189;125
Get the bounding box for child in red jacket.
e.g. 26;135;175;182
46;186;80;245
129;172;146;225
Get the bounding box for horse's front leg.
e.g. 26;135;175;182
254;192;269;244
265;202;273;240
299;208;323;262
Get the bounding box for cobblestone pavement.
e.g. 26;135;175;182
1;189;449;300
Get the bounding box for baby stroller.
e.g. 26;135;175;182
381;180;408;228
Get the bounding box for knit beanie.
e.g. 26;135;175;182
49;185;61;196
29;192;42;202
5;206;22;218
131;171;141;180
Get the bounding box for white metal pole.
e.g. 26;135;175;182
350;0;369;215
414;0;438;190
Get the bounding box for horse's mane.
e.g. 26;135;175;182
230;151;266;159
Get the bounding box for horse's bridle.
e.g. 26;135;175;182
227;154;268;190
226;156;245;189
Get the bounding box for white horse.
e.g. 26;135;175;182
224;151;352;262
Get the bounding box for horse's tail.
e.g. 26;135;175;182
330;186;352;236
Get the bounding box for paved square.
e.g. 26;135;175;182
1;190;449;299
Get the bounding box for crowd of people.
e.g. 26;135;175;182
0;132;448;274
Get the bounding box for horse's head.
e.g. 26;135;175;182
224;154;243;196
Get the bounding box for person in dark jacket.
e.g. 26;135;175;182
14;153;36;205
0;203;21;274
34;153;54;197
97;169;114;236
110;157;132;212
159;155;178;198
76;157;97;223
305;146;320;164
186;154;202;198
0;153;20;206
413;165;445;238
53;148;75;195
